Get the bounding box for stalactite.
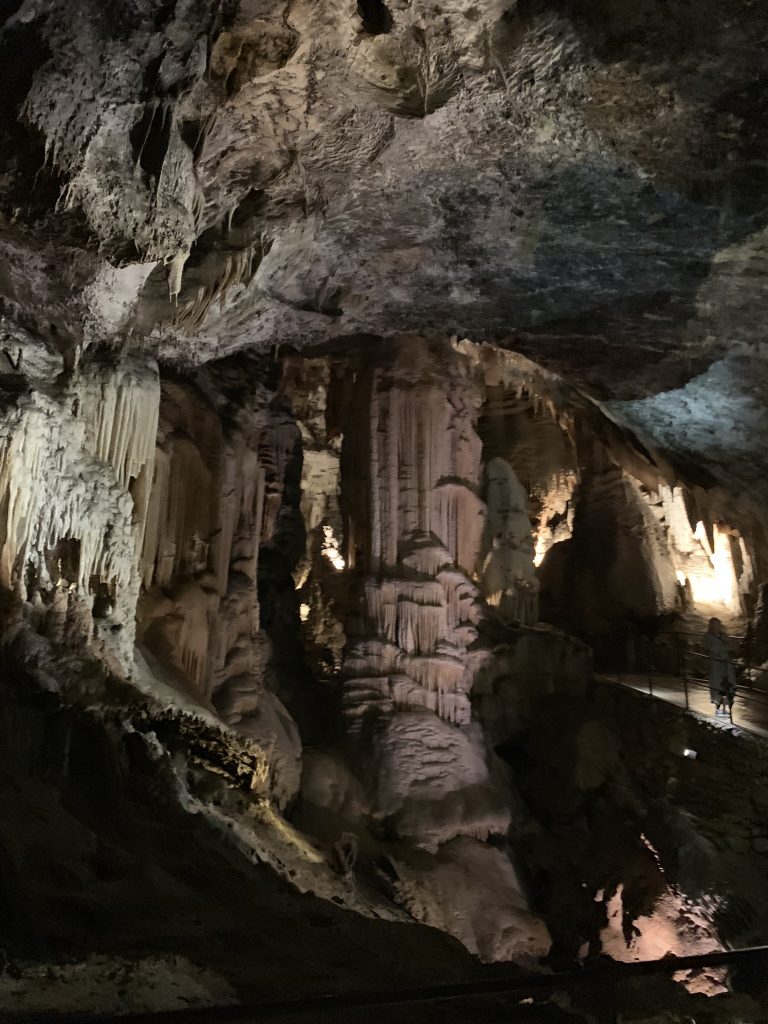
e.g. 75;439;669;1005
0;357;161;668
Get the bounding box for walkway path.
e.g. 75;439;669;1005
600;671;768;740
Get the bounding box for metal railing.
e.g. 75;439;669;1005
19;945;768;1023
588;628;768;732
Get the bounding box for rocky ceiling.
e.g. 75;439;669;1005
1;0;767;401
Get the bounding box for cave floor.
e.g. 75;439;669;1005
71;969;768;1024
0;683;498;1020
0;768;495;1015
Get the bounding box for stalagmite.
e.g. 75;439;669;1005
2;2;768;1013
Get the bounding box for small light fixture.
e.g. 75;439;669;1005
683;748;698;759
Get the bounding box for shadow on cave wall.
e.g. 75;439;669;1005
0;656;483;1007
257;417;338;745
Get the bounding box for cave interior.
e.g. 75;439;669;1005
1;1;768;1021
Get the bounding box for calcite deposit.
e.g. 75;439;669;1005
0;0;767;1019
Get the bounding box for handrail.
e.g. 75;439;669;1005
17;945;768;1024
637;671;768;711
586;625;768;734
589;629;751;645
655;629;749;642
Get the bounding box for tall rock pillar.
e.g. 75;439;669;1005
339;336;549;963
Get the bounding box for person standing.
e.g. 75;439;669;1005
707;617;736;716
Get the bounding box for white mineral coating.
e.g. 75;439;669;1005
0;354;159;665
370;714;511;852
390;836;551;964
81;261;159;346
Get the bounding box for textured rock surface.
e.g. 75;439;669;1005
336;337;549;961
0;0;767;394
0;0;767;1016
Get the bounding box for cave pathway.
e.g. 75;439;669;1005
601;672;768;741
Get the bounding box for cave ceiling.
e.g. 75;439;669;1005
0;0;767;405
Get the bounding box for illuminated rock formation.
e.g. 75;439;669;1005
335;337;550;961
481;456;539;624
0;344;159;669
137;359;303;807
1;0;768;1014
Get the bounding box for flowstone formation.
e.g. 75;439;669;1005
338;337;548;961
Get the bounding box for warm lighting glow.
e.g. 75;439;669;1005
659;487;750;615
533;532;548;567
299;602;310;622
321;524;346;570
684;521;740;610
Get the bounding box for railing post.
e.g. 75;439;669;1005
674;634;689;710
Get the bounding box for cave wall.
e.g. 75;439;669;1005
506;678;768;959
0;337;304;809
0;325;765;993
539;460;679;631
137;356;303;805
0;0;765;1012
467;344;763;636
0;343;159;670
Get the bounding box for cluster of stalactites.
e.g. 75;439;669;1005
361;362;485;578
0;358;160;663
138;383;298;697
344;564;487;726
481;457;539;626
532;470;578;568
452;338;575;443
646;483;752;615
